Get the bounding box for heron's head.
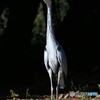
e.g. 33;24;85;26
43;0;51;6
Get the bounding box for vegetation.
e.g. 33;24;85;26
31;0;69;45
0;7;9;35
26;88;30;98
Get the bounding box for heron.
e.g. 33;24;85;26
43;0;68;100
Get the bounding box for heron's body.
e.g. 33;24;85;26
45;41;67;87
43;0;68;99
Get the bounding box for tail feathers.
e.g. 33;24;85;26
59;77;65;89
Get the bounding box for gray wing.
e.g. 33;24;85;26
56;44;67;77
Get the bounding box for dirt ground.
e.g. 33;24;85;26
0;93;100;100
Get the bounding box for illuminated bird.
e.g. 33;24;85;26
43;0;68;99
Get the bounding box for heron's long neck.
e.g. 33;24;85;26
46;5;56;44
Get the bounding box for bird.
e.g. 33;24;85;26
43;0;68;100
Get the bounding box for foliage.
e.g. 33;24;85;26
10;89;19;97
50;95;55;100
7;97;16;100
63;98;66;100
78;95;86;100
31;2;46;45
71;80;77;91
0;7;9;35
78;95;93;100
52;95;55;100
89;96;92;100
26;88;30;97
12;97;15;100
98;84;100;90
54;0;69;22
30;98;34;100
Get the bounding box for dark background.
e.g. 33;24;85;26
0;0;100;97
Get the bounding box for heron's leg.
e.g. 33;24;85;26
56;70;61;100
48;68;53;100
